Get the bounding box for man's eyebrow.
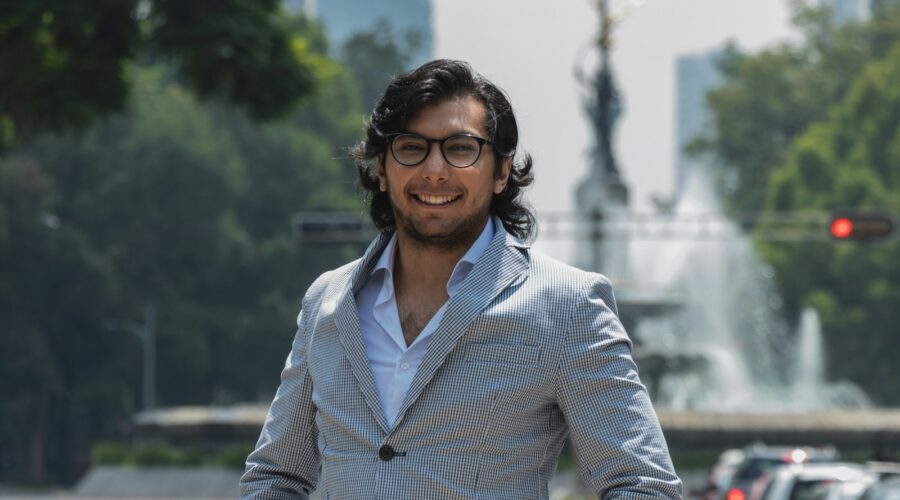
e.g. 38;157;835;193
400;129;485;138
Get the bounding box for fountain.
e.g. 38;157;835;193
629;168;871;411
572;1;871;414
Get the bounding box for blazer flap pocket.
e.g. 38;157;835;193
462;342;540;365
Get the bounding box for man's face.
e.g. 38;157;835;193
377;95;512;250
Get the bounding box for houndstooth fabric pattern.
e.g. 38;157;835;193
241;217;683;499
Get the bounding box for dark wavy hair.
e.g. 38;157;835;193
350;59;535;241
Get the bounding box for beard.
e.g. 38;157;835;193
389;197;490;252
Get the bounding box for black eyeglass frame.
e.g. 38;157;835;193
386;132;493;168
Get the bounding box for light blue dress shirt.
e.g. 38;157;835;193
355;218;495;427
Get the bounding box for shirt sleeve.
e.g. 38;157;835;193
556;273;683;499
240;303;321;499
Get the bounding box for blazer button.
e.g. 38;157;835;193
378;445;395;461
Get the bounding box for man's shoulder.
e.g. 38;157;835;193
303;257;363;302
526;250;613;291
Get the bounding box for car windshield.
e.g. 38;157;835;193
791;479;832;500
737;459;785;480
870;483;900;500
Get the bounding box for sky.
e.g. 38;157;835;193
432;0;798;262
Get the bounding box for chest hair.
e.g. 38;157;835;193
397;294;445;347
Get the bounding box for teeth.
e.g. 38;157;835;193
417;194;457;205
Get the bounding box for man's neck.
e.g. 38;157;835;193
392;218;489;297
391;221;487;346
393;235;469;293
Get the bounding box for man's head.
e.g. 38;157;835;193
352;59;535;244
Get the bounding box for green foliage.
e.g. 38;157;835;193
91;441;254;467
149;0;316;120
669;449;723;472
758;44;900;404
0;12;376;482
0;8;428;484
0;1;139;147
91;442;130;465
702;2;900;404
0;152;126;485
341;20;422;110
126;443;201;466
0;1;320;151
695;1;900;214
203;443;256;467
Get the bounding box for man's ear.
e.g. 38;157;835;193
376;157;387;192
493;156;513;194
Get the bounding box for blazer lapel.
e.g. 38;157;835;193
333;233;393;432
391;223;530;429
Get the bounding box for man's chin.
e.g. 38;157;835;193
399;219;482;251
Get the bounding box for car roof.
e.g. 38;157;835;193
771;462;871;481
743;445;839;460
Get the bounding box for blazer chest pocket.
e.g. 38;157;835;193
462;342;540;366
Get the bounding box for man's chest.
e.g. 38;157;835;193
308;293;562;432
396;291;446;346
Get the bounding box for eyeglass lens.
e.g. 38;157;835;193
391;134;482;168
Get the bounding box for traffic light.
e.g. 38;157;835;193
829;212;895;242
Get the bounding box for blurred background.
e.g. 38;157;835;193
1;0;899;498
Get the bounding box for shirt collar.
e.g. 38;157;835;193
372;230;398;275
446;217;494;295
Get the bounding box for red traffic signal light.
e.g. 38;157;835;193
830;217;854;239
829;212;895;242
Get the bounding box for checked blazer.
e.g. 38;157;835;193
241;218;683;499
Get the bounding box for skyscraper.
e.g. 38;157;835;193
822;0;871;25
283;0;316;18
299;0;433;66
674;50;723;202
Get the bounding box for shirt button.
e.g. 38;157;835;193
379;445;395;461
400;362;410;370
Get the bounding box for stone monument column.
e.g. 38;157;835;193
575;0;631;285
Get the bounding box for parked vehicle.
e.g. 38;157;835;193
865;462;900;481
704;449;746;500
758;462;875;500
723;445;841;500
859;476;900;500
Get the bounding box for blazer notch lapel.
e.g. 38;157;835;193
332;232;393;432
390;229;530;429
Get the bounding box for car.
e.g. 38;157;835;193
704;448;746;500
758;462;876;500
723;445;841;500
859;476;900;500
865;462;900;481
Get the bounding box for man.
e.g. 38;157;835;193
241;59;682;499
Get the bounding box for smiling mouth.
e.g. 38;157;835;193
414;194;460;205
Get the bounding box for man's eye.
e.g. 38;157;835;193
446;140;477;153
399;143;426;151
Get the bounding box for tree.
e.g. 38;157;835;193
0;8;440;482
697;1;900;404
760;43;900;404
341;19;421;110
0;0;318;150
0;12;369;483
0;154;124;483
693;0;900;215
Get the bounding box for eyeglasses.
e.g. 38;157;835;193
387;132;492;168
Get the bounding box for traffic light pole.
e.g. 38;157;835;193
292;211;898;243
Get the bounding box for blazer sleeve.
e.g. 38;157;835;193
240;300;321;499
556;274;683;499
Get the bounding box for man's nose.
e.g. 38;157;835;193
420;143;450;182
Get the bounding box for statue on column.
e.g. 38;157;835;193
575;0;630;275
578;0;629;204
